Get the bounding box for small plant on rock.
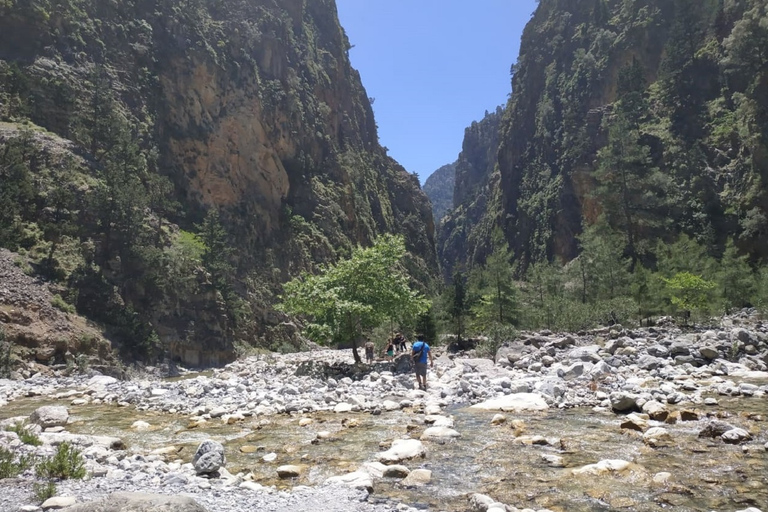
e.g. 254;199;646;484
35;442;86;480
6;422;42;446
0;326;12;378
0;446;32;479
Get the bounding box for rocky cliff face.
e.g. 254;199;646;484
422;162;456;224
437;107;503;278
451;0;768;272
0;0;437;366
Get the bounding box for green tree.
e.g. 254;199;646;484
469;241;518;330
715;239;755;314
446;269;470;343
279;234;429;363
662;272;716;325
0;129;36;250
571;223;631;304
520;261;565;330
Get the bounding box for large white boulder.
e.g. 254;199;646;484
325;470;373;492
376;439;426;464
470;393;548;412
30;406;69;428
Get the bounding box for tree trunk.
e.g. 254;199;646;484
351;337;362;364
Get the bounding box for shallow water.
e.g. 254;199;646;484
2;392;766;511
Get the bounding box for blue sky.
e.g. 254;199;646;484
336;0;539;184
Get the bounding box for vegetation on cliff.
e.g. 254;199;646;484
422;162;456;224
0;0;437;366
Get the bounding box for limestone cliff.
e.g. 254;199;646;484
0;0;437;366
450;0;768;272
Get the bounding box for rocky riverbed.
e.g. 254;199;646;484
1;311;767;511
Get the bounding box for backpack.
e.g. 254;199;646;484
412;341;425;361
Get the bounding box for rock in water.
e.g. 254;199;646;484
400;468;431;487
325;470;374;492
420;426;461;441
376;439;427;463
64;492;208;511
469;393;549;412
698;421;737;438
721;428;752;444
30;406;69;428
192;440;225;475
276;465;301;478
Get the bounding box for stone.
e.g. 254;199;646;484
620;413;649;432
490;414;506;425
41;497;77;510
192;440;225;475
470;393;549;412
382;465;410;478
540;453;564;467
63;492;209;512
572;459;632;476
643;427;673;447
699;346;719;359
679;410;700;422
641;401;668;421
652;472;672;484
400;468;431;487
721;428;752;444
298;418;313;427
698;421;737;438
276;465;301;478
131;421;151;431
377;439;426;463
262;453;277;462
30;406;69;428
609;392;639;412
334;403;353;413
420;426;461;441
559;362;585;380
325;470;373;492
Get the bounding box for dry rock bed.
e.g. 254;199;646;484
1;311;768;511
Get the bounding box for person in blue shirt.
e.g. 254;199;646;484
411;334;434;391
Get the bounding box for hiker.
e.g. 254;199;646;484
385;338;395;361
365;339;375;364
397;332;407;352
411;334;433;391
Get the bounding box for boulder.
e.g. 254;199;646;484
192;440;225;475
698;421;737;438
382;465;410;478
42;497;77;510
609;392;639;412
641;401;668;421
620;413;649;432
325;471;373;492
30;406;69;428
376;439;426;464
420;426;461;441
721;428;752;444
643;427;673;447
470;393;549;412
572;459;632;476
63;493;208;512
276;465;301;478
400;468;431;487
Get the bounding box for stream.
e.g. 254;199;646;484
2;387;766;511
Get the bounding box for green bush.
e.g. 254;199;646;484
33;481;57;503
6;422;42;446
50;294;75;314
0;446;32;479
0;326;12;378
35;442;86;480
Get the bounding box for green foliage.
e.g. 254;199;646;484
6;421;42;446
715;239;755;313
36;442;86;480
468;240;519;330
0;326;11;378
279;234;429;361
50;294;75;314
0;446;32;479
662;272;716;323
33;481;57;503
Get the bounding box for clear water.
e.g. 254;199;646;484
2;392;766;511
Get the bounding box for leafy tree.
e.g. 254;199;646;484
279;234;429;363
520;261;566;330
446;269;470;343
571;223;631;304
662;272;716;325
631;263;664;325
0;129;36;250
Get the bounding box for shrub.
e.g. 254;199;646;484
6;422;42;446
35;442;86;480
0;326;12;378
0;446;32;479
33;481;57;503
50;294;75;314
